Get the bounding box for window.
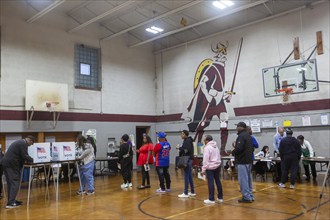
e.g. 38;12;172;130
74;44;101;90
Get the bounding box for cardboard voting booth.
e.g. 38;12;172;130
28;143;51;163
52;142;75;161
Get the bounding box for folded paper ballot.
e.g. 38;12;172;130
144;164;150;171
198;172;206;181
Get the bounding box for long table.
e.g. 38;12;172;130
19;160;81;206
220;156;330;180
95;157;119;175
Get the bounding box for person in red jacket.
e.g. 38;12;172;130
136;134;153;189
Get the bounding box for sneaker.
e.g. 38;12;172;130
137;185;146;190
15;200;23;205
125;183;129;188
204;199;215;204
238;198;253;203
128;182;133;187
289;185;295;189
217;198;224;203
120;183;126;188
76;191;86;195
145;185;151;188
6;203;21;209
188;192;196;197
166;189;171;192
156;188;166;193
87;190;95;195
278;183;286;188
178;193;189;198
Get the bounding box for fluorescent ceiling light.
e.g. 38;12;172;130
146;28;158;34
146;26;164;34
213;1;226;9
222;0;234;7
213;1;234;9
150;26;164;32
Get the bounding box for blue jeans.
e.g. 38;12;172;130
184;159;195;195
237;164;253;200
206;166;223;201
79;160;95;192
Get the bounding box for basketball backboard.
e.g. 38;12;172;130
262;59;318;97
25;80;69;112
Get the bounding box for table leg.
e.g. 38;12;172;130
76;162;82;192
68;162;71;194
27;166;33;206
56;165;59;201
44;164;49;200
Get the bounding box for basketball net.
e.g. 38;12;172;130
277;88;293;105
46;101;60;112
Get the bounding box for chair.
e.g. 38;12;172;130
192;156;201;176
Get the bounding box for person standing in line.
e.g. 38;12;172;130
1;136;34;208
178;130;196;198
153;132;171;193
136;134;153;189
76;134;95;195
278;128;301;189
273;127;286;181
201;135;224;204
0;147;4;199
297;135;316;181
118;134;133;189
232;122;254;203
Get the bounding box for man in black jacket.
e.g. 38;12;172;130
232;122;254;203
278;128;301;189
178;130;196;198
1;136;34;208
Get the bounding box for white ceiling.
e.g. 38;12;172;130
10;0;322;52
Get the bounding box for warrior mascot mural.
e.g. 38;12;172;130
185;39;243;156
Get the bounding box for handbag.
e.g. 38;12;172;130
177;156;190;169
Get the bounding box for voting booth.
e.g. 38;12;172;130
52;142;76;161
28;143;51;163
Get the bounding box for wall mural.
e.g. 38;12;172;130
184;38;243;156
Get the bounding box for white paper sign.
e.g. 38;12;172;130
302;115;311;126
250;119;261;133
321;114;328;125
262;119;273;128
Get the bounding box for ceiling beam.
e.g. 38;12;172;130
153;0;326;54
130;0;269;48
101;0;203;41
68;1;136;33
27;0;66;23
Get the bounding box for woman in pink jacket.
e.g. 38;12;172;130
201;135;224;204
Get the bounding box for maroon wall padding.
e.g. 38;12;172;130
234;99;330;116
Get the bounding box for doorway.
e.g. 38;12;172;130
135;126;150;164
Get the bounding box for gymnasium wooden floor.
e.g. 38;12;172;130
0;168;329;220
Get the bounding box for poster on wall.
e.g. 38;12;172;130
243;120;250;126
283;120;292;127
321;114;328;125
262;119;273;128
250;119;261;133
302;115;311;126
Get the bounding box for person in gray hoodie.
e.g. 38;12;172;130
201;135;223;204
76;134;95;195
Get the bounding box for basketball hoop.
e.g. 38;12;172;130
277;88;293;105
46;101;60;112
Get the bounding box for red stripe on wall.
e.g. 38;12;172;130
234;99;330;116
0;99;329;123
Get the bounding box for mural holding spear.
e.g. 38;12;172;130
184;38;243;156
